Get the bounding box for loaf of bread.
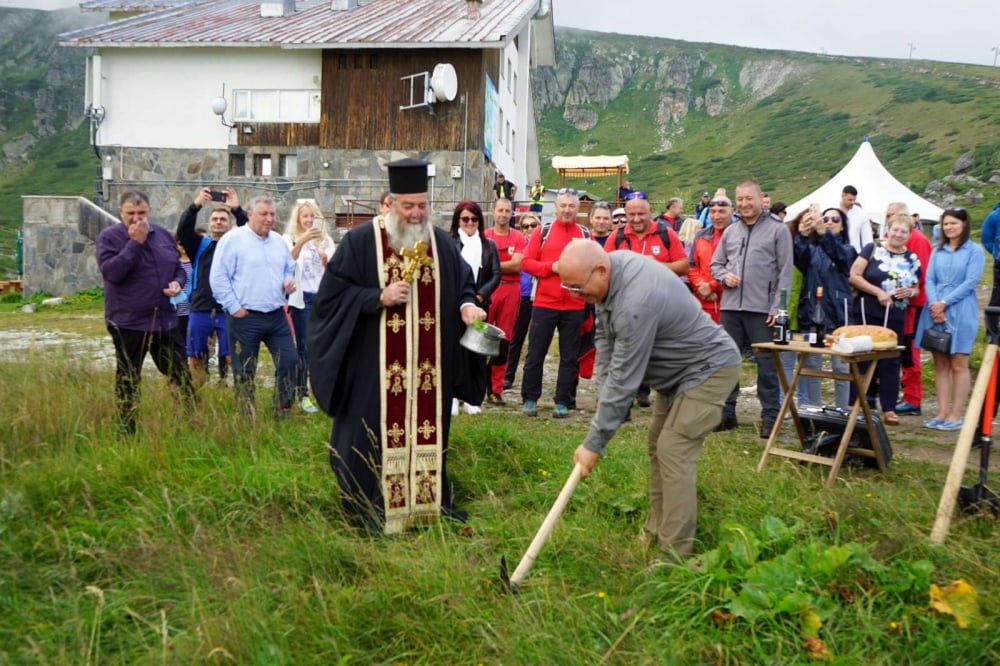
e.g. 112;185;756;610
831;324;898;349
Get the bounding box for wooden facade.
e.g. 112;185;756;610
319;48;497;151
236;122;320;148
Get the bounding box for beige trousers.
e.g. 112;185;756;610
644;364;741;557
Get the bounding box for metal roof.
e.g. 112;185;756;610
79;0;197;11
60;0;542;49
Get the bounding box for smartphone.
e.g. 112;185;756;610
209;190;227;202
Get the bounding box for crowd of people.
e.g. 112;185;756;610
95;165;991;557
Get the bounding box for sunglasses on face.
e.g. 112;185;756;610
521;222;539;229
459;215;478;223
822;216;842;223
625;191;648;200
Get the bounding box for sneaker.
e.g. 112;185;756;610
895;401;922;416
463;403;482;415
924;418;944;429
486;392;506;406
522;399;538;417
299;397;319;414
451;398;460;417
635;392;652;408
937;419;964;431
552;403;569;419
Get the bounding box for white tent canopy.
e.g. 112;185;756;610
786;138;943;228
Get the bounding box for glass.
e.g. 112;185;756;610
459;215;478;223
708;200;731;207
560;268;595;294
625;191;648;200
557;187;579;196
822;216;842;223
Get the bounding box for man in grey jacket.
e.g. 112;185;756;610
710;180;793;437
562;240;741;559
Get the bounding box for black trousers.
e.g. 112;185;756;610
521;306;584;406
720;310;780;424
503;296;534;387
108;325;193;434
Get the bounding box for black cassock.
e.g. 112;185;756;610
308;222;481;527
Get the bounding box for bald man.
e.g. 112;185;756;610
559;239;741;559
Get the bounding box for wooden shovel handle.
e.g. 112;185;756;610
509;462;585;587
929;344;997;544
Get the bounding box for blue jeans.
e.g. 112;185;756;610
288;292;315;399
227;309;297;413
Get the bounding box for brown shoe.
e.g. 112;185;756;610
883;412;900;426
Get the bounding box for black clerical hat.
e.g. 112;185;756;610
387;158;429;194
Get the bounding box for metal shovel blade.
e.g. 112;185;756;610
958;484;1000;517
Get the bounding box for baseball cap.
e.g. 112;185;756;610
612;207;626;218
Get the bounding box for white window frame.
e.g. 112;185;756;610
232;89;321;122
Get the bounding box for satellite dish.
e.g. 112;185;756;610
428;63;458;103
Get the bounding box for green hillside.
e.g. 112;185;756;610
537;30;1000;218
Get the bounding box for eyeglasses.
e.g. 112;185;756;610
708;201;731;208
521;222;539;229
557;187;579;196
625;191;648;201
459;215;478;223
822;216;842;223
560;267;596;294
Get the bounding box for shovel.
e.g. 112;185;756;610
500;462;585;593
958;343;1000;517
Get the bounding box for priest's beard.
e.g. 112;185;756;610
384;209;431;252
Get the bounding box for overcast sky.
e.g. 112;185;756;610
551;0;1000;67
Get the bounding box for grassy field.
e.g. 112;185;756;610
1;301;998;664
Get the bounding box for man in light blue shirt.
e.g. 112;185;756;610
210;196;297;418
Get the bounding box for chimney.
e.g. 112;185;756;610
466;0;482;21
260;0;295;17
330;0;359;9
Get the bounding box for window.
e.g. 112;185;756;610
253;154;272;177
232;89;321;122
229;154;245;177
513;71;517;104
498;109;504;144
279;154;297;177
511;129;516;161
507;58;513;93
506;121;511;154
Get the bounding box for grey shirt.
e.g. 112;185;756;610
582;252;742;454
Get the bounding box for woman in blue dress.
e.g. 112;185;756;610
849;212;922;426
915;208;985;431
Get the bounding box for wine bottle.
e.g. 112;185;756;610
773;288;790;345
810;286;826;348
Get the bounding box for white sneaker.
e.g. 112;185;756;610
300;397;318;414
451;398;460;416
462;403;482;415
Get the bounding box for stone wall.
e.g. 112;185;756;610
21;195;116;297
101;146;492;233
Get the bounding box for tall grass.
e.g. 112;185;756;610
1;309;998;663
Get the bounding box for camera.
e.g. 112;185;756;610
209;190;227;202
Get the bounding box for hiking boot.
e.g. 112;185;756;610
552;403;569;419
486;392;506;406
522;400;538;417
894;401;921;416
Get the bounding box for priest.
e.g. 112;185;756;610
309;158;486;534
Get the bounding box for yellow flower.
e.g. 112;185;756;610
597;591;606;599
540;470;548;477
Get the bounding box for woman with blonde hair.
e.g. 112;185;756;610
283;199;335;413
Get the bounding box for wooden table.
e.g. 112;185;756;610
753;340;900;486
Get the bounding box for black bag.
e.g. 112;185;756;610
919;327;951;354
798;405;892;469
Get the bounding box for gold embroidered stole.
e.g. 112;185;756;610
374;221;443;534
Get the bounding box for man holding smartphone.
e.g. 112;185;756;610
176;187;248;388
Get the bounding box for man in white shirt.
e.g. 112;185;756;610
840;185;874;252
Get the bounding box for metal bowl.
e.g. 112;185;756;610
459;322;506;356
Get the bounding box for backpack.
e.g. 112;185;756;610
614;220;671;251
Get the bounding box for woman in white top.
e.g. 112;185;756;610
283;199;336;414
